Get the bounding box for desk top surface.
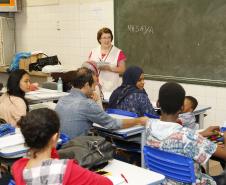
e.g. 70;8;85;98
193;105;211;115
103;159;165;185
25;88;68;103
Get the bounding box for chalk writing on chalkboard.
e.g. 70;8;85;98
128;25;154;35
114;0;226;87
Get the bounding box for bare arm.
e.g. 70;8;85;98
199;126;226;160
121;117;149;129
111;61;126;74
199;126;220;137
212;132;226;160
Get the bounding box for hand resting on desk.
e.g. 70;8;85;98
121;116;149;129
198;126;226;161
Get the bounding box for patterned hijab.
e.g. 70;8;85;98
109;66;147;108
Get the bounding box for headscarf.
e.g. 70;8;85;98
109;66;147;108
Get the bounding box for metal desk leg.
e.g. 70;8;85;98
141;130;145;168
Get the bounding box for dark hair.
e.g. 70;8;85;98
71;68;94;89
7;69;29;111
97;27;113;44
82;61;98;76
78;66;96;76
185;96;198;111
18;108;60;155
159;82;185;114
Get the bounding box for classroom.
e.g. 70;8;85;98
1;0;226;184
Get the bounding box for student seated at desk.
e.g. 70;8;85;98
0;69;30;127
12;108;113;185
109;66;157;116
82;61;104;109
52;67;103;109
177;95;198;129
145;82;226;185
55;68;148;139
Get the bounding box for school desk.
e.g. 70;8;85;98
25;88;68;104
102;159;165;185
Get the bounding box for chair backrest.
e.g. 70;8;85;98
106;108;138;118
143;145;196;184
8;179;15;185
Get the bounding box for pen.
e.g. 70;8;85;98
121;173;128;183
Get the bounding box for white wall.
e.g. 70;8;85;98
15;0;226;128
15;0;114;69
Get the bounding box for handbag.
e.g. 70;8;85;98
58;136;114;169
29;54;61;71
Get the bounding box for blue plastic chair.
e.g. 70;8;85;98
56;133;71;149
8;179;15;185
143;145;196;184
106;108;138;118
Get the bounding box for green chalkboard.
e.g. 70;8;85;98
114;0;226;86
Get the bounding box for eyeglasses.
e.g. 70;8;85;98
100;36;111;40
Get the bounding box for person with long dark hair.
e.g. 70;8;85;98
0;69;30;127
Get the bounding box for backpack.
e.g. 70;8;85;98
58;136;114;169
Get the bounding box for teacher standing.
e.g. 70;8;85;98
88;27;126;94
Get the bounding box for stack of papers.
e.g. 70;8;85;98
96;61;110;68
29;102;57;110
26;88;68;100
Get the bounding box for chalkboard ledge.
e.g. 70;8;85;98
144;74;226;87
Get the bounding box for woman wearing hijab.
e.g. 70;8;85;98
109;66;157;116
